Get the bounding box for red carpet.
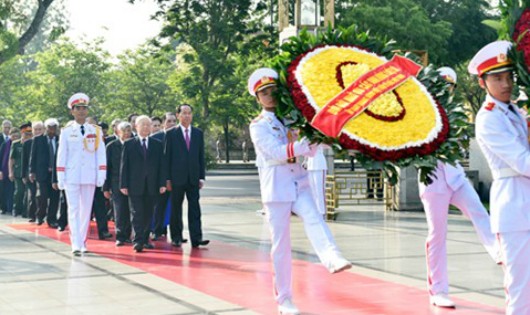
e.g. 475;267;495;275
10;222;503;314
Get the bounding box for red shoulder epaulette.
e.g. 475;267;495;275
485;102;495;111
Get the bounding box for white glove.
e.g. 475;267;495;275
58;182;65;190
306;143;319;157
96;179;105;187
292;138;311;157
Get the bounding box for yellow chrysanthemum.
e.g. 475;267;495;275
296;46;440;149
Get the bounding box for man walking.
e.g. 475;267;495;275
56;93;106;256
121;116;166;252
165;104;209;248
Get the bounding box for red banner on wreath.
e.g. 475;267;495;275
311;55;422;138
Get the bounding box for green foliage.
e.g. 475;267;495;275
336;0;496;65
335;0;452;64
102;47;180;122
0;38;110;125
271;27;469;185
0;0;65;64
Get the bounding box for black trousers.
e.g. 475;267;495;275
36;176;60;224
92;188;109;237
129;190;156;245
152;191;169;236
112;189;131;242
169;183;203;246
25;181;37;220
57;190;68;229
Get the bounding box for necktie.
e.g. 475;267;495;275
185;128;190;151
48;137;55;170
142;138;147;159
508;104;518;115
80;125;85;136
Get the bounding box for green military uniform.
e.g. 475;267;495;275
10;139;25;217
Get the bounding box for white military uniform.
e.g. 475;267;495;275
469;40;530;315
475;94;530;315
419;160;498;297
305;145;328;215
57;95;106;253
250;110;348;305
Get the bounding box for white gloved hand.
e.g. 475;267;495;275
58;182;65;190
292;137;311;157
306;143;319;157
96;180;105;188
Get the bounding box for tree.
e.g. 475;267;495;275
132;0;271;119
336;0;453;64
0;38;110;124
102;46;181;121
415;0;497;65
0;0;65;65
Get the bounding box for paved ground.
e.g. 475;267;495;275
0;169;505;314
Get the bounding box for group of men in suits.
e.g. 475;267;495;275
1;93;209;255
102;104;209;252
0;119;70;231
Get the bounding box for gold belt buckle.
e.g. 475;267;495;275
287;157;296;164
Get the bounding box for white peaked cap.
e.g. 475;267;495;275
468;40;513;76
247;68;279;96
67;93;90;109
437;67;457;84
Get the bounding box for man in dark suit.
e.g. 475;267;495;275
121;116;166;252
105;119;122;145
0;119;12;214
165;104;209;248
29;118;60;227
104;122;132;246
150;112;177;241
22;122;44;222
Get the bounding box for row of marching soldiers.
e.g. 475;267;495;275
0;92;208;256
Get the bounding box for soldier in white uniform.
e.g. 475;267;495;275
469;41;530;315
418;67;499;308
304;145;328;216
56;93;106;256
248;68;351;315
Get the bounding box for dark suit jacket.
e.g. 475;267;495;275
151;131;165;142
164;126;205;186
105;135;116;145
21;139;33;179
29;135;58;182
120;136;166;196
104;139;123;192
0;134;5;150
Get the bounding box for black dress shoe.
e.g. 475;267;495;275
115;240;125;247
58;226;66;232
37;220;44;226
192;240;210;248
98;232;113;240
72;250;81;257
144;243;155;249
182;238;188;243
48;223;58;229
28;218;35;223
171;240;182;247
133;243;143;252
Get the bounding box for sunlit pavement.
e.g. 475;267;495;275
0;169;504;314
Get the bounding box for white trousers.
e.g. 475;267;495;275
308;170;327;215
421;181;498;296
264;187;341;304
498;231;530;315
64;184;96;251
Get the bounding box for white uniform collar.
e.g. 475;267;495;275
73;121;87;129
485;94;514;114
